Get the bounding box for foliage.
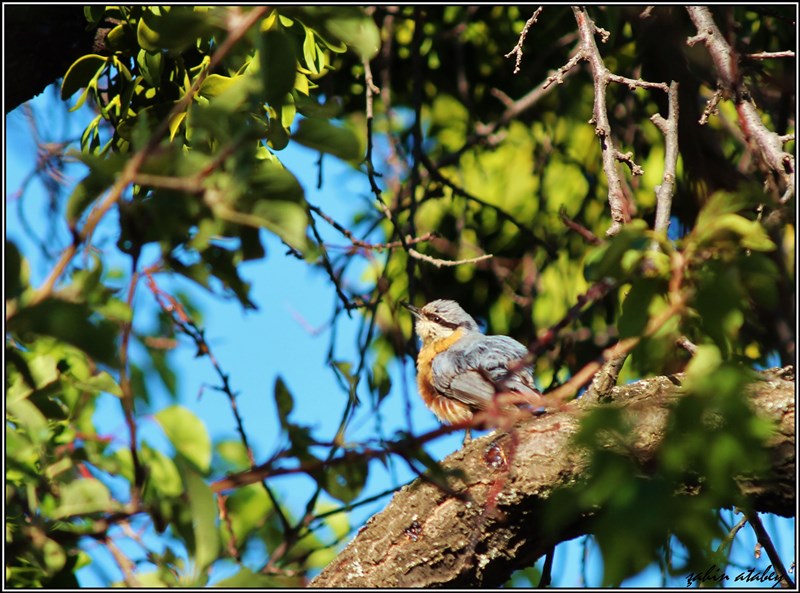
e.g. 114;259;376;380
6;5;794;588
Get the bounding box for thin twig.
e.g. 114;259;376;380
504;7;544;74
746;50;795;60
676;336;698;355
746;512;795;588
699;87;724;126
144;271;294;539
407;248;493;268
217;494;241;562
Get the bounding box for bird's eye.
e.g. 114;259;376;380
430;314;444;324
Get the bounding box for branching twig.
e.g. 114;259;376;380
543;8;677;237
572;6;631;236
143;271;294;540
504;7;543;74
686;6;795;204
699;87;724;126
308;203;435;254
217;494;241;563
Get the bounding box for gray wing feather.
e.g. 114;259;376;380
431;333;538;409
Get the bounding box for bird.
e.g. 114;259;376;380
403;299;543;439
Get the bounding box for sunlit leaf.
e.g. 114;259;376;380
292;117;362;161
155;406;212;473
51;479;114;519
61;54;107;101
182;465;220;572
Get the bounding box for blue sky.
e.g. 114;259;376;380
6;85;795;588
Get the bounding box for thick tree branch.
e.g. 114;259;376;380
310;367;794;588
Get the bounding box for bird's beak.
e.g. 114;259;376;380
401;301;423;319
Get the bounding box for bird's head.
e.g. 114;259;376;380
403;299;480;343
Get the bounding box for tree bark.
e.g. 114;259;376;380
310;367;795;588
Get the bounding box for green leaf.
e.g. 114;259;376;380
182;465;220;573
198;74;238;99
260;28;298;106
250;160;305;202
137;48;164;87
583;220;649;281
274;377;294;426
292;117;362;161
7;399;49;444
223;484;271;544
155;406;212;473
618;280;658;339
84;5;106;26
7;299;119;367
42;538;67;574
683;345;723;392
6;240;23;300
51;479;114;518
141;442;183;497
61;54;107;101
697;213;776;252
315;7;381;61
216;440;251;472
250;199;310;252
318;454;368;504
137;6;211;52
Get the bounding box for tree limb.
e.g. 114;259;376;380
310;367;795;587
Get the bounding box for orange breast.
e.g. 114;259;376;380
416;329;473;425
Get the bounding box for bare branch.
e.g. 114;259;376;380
571;6;632;236
686;6;795;204
747;50;795;60
504;7;543;74
699;87;724;125
407;248;493;269
651;81;680;236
